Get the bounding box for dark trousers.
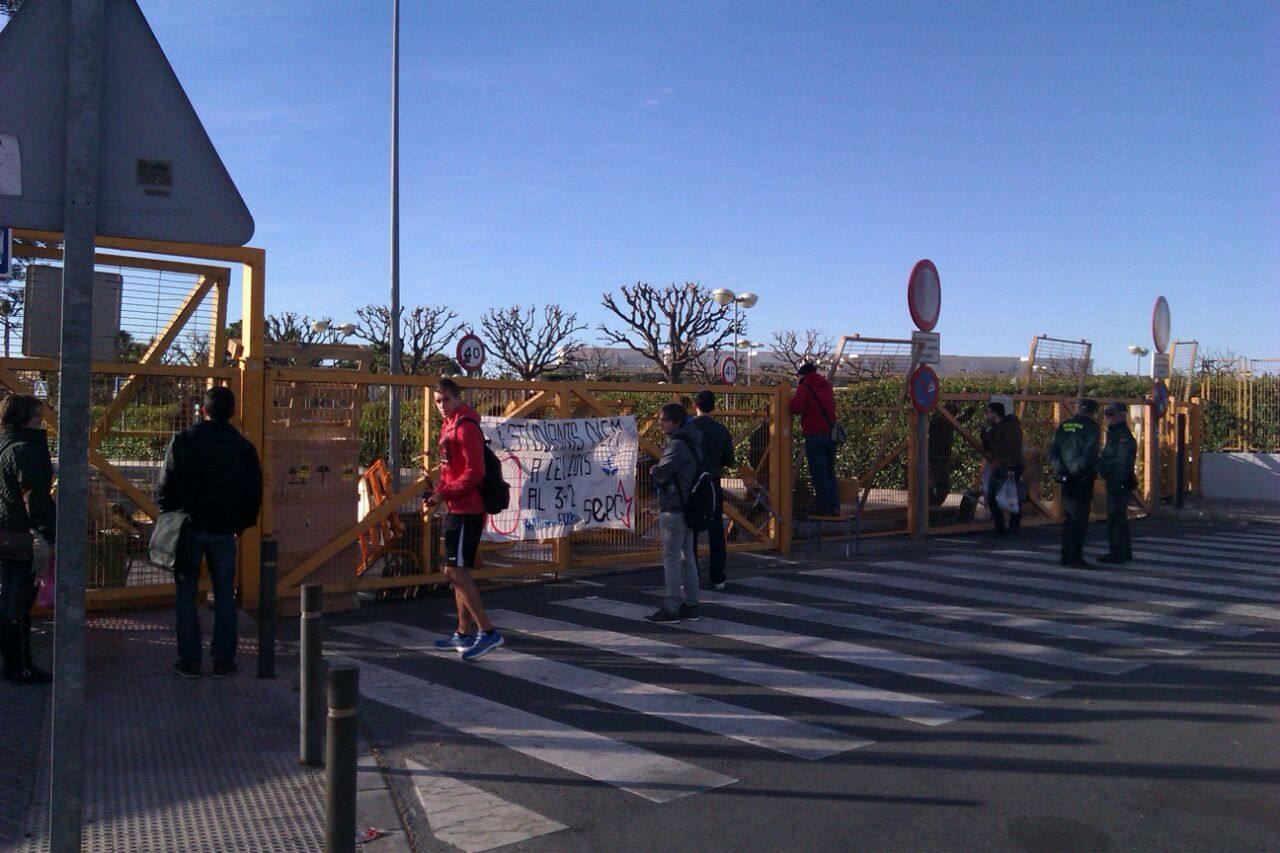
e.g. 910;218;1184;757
1106;488;1133;560
698;490;727;585
1059;478;1094;565
0;558;36;672
174;532;239;666
804;434;840;515
989;466;1023;534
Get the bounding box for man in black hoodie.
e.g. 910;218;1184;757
691;391;734;590
158;386;262;678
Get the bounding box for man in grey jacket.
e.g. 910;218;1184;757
647;403;702;623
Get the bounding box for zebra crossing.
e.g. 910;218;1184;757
332;528;1276;850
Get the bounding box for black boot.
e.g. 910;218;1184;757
2;615;50;685
0;621;21;678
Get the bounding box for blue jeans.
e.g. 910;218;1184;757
659;512;698;613
174;532;238;665
804;434;839;514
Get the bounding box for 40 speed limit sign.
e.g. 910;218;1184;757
456;333;487;374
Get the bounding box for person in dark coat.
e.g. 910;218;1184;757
981;402;1024;536
789;363;841;516
1097;402;1138;564
1048;398;1101;568
648;404;703;623
691;391;734;591
0;394;55;684
157;386;262;678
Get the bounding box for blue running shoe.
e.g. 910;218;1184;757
460;630;504;661
434;632;475;652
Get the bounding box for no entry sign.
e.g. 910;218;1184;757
1152;296;1171;354
907;260;941;333
909;364;939;414
455;333;486;373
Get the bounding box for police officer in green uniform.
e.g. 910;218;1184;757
1097;401;1137;564
1049;398;1101;568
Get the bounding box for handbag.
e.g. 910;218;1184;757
805;384;847;445
149;511;191;570
0;529;34;562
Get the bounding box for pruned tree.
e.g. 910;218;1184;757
265;311;340;345
352;304;464;375
599;282;742;382
480;304;586;381
0;284;24;359
765;329;835;380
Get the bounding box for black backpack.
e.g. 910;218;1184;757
463;420;511;515
675;436;720;532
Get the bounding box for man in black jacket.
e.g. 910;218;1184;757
1097;402;1137;564
158;387;262;678
1048;398;1101;569
691;391;734;591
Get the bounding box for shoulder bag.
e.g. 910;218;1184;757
806;384;847;445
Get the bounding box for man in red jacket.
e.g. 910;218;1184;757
789;363;841;516
425;378;503;661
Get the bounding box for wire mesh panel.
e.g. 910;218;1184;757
829;336;913;384
1023;336;1092;402
1168;340;1199;401
1247;360;1280;452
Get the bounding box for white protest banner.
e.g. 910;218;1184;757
481;415;639;541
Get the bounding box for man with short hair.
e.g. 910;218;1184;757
1048;398;1102;569
981;401;1024;536
426;378;503;660
158;386;262;678
1097;402;1137;564
647;402;702;623
691;390;734;591
789;362;841;516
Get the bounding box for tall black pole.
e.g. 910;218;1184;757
52;1;106;848
388;0;403;490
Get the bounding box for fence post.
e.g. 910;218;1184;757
774;382;793;554
324;664;359;853
300;584;325;767
1175;412;1186;510
1144;402;1160;513
256;538;278;679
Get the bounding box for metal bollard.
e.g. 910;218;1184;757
257;539;278;679
324;665;359;853
300;584;325;767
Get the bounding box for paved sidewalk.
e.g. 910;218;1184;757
4;607;411;852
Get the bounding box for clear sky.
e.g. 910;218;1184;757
11;1;1279;371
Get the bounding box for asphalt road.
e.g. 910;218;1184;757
329;519;1280;853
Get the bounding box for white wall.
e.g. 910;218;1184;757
1201;453;1280;502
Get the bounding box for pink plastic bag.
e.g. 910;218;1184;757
37;555;55;609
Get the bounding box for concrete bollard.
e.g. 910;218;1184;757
324;665;359;853
257;539;278;679
300;584;325;767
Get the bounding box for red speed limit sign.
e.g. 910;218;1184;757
455;333;486;373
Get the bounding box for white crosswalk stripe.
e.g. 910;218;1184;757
333;622;867;760
1139;538;1280;559
937;556;1280;622
979;551;1280;604
331;656;737;803
1171;532;1280;547
1026;544;1280;585
688;585;1140;675
842;564;1256;638
1116;543;1280;574
501;606;980;724
796;568;1207;655
404;758;568;852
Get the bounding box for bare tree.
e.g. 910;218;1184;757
599;282;742;382
352;304;464;375
0;284;24;359
480;304;586;381
765;329;836;380
265;311;340;345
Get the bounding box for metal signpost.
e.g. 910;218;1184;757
0;226;12;278
1149;296;1172;510
456;332;487;375
907;260;941;540
0;3;254;847
388;0;403;492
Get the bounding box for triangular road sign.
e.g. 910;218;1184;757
0;0;254;246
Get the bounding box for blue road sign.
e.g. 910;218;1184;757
910;364;939;414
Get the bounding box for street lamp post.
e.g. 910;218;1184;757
388;0;403;489
710;288;758;381
1127;345;1150;376
738;340;766;385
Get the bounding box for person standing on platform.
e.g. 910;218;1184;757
789;363;841;516
1097;402;1138;564
981;402;1024;537
0;394;55;684
1049;398;1101;569
691;391;734;591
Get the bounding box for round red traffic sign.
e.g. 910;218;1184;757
909;364;939;414
1152;379;1169;419
1152;296;1171;354
907;259;941;332
455;333;486;373
719;356;739;385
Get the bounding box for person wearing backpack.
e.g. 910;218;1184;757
789;362;842;516
425;378;503;661
647;403;704;624
691;391;734;590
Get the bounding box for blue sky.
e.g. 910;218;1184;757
12;1;1279;370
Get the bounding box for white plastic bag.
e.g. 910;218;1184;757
996;476;1020;514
